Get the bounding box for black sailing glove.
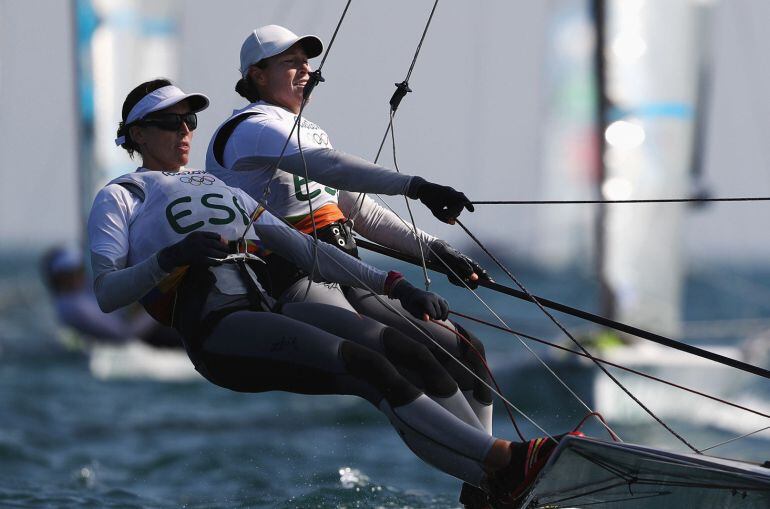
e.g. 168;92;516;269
407;177;474;224
157;231;229;272
428;240;492;289
389;278;449;321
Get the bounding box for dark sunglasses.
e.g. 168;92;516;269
138;112;198;131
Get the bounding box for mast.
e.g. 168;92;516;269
592;0;615;320
71;0;99;247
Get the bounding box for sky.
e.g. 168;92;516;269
3;0;770;267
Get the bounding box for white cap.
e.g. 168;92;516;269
240;25;323;76
115;85;210;145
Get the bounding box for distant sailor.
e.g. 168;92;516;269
205;25;496;506
92;79;577;508
40;245;181;348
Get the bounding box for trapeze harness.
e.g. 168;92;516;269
104;170;275;356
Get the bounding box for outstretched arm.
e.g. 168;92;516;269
232;146;473;223
338;191;491;289
252;211;448;320
338;190;437;257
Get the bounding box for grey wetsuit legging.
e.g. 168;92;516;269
280;278;494;434
197;301;496;486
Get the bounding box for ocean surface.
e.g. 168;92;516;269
2;251;770;508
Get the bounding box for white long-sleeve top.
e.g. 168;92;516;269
205;101;437;256
87;168;388;315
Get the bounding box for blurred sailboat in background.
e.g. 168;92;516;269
67;0;198;381
533;0;770;437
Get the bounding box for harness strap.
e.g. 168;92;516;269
317;220;358;257
235;258;274;312
213;112;261;166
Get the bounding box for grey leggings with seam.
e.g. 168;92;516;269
280;278;494;433
196;302;496;487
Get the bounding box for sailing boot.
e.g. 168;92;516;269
485;431;585;508
459;482;492;509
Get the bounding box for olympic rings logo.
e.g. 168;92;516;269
313;133;329;146
179;175;215;186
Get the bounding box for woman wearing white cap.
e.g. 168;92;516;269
205;26;497;506
92;79;577;509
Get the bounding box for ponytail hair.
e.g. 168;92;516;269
234;61;268;103
235;77;261;103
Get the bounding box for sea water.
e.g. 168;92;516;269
2;252;769;508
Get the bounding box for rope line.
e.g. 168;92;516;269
471;196;770;205
349;0;441;228
317;0;353;70
241;0;354;236
356;236;770;380
430;319;526;441
402;0;440;84
251;200;554;441
699;425;770;453
455;219;701;453
240;0;354;296
449;310;770;421
352;195;623;441
388;113;431;290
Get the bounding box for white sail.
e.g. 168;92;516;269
536;0;600;269
601;0;708;337
88;0;181;186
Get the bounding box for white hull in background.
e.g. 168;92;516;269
89;341;201;382
57;328;201;382
586;341;769;436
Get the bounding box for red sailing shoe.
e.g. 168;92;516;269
487;431;585;508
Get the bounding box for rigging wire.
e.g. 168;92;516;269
234;0;717;453
357;236;770;380
430;319;526;441
352;195;623;441
317;0;352;70
454;218;701;453
227;3;562;444
249;198;557;441
388;114;431;290
348;0;441;290
470;196;770;205
449;309;770;422
699;425;770;453
358;235;770;450
292;0;353;299
241;0;353;241
238;0;354;301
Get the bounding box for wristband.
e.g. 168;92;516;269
384;270;404;296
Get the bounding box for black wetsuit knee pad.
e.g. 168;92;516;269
453;323;492;404
381;328;457;398
340;341;420;407
454;322;486;358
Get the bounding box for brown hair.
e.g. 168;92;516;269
116;78;173;158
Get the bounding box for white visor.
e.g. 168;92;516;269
115;85;210;146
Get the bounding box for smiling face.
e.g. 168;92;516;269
129;100;193;172
249;43;310;113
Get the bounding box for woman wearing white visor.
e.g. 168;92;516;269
93;79;577;509
205;27;497;506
